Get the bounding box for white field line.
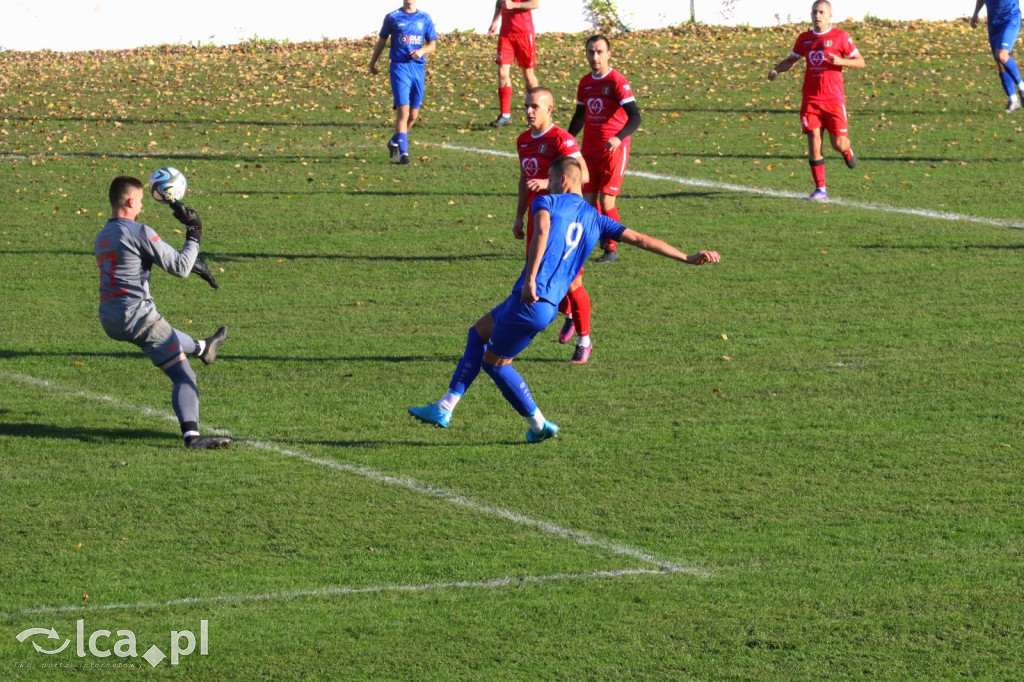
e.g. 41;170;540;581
2;566;689;620
1;372;705;577
441;143;1024;230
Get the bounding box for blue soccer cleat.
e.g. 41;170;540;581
526;420;559;443
408;403;452;428
805;188;828;202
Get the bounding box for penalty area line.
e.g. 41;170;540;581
440;143;1024;230
1;371;707;577
3;567;689;620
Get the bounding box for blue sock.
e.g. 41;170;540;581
397;132;408;155
389;133;399;146
999;69;1016;97
1005;57;1023;86
448;327;485;396
482;362;538;418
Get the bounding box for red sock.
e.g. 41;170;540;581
810;159;826;188
568;285;591;337
498;86;513;116
558;296;571;316
842;148;853;163
603;207;620;251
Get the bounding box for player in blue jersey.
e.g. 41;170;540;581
972;0;1024;112
369;0;438;164
408;157;720;442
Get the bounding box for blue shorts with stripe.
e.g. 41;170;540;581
487;293;558;360
989;15;1021;52
390;61;426;109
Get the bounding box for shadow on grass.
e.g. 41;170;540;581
296;437;524;449
0;422;171;443
857;244;1024;250
3;115;377;129
0;350;567;364
0;249;516;263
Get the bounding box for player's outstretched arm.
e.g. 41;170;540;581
617;228;720;265
768;55;801;80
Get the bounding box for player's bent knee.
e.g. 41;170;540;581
158;352;188;372
483;350;513;367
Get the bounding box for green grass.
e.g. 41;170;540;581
2;21;1024;679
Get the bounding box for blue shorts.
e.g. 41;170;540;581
989;15;1021;53
390;61;425;109
487;293;558;360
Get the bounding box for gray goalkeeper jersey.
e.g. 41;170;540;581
94;217;198;330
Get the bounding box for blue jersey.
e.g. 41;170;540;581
986;0;1021;24
515;194;626;304
380;8;437;64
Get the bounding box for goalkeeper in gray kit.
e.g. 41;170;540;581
94;176;231;450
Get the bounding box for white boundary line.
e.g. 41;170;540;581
2;567;689;620
441;143;1024;230
2;372;707;576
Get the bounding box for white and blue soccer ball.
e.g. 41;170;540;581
149;166;187;203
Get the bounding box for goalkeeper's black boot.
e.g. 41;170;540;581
186;435;232;450
199;326;228;366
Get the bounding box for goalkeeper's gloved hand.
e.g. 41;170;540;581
190;257;219;289
170;200;203;244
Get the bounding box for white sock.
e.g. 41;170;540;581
183;430;200;441
527;409;546;431
194;340;206;356
578;335;592;348
1012;94;1020;102
437;391;461;412
500;113;511;119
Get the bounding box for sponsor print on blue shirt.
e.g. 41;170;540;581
380;8;437;64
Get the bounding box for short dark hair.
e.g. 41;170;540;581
109;176;143;207
586;34;610;51
812;0;831;10
549;155;582;182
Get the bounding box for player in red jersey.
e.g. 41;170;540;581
768;0;866;201
488;0;540;128
514;87;595;363
568;34;642;263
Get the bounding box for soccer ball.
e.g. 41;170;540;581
148;166;187;203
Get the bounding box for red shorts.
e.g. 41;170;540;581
800;101;849;136
582;139;631;196
496;33;536;69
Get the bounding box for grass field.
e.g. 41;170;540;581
2;19;1023;679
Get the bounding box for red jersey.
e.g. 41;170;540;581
576;69;635;153
517;124;580;208
790;27;858;104
500;2;534;37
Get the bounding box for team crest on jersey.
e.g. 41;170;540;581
587;97;604;115
603;86;611;95
826;40;833;47
522;157;539;176
539;144;547;153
